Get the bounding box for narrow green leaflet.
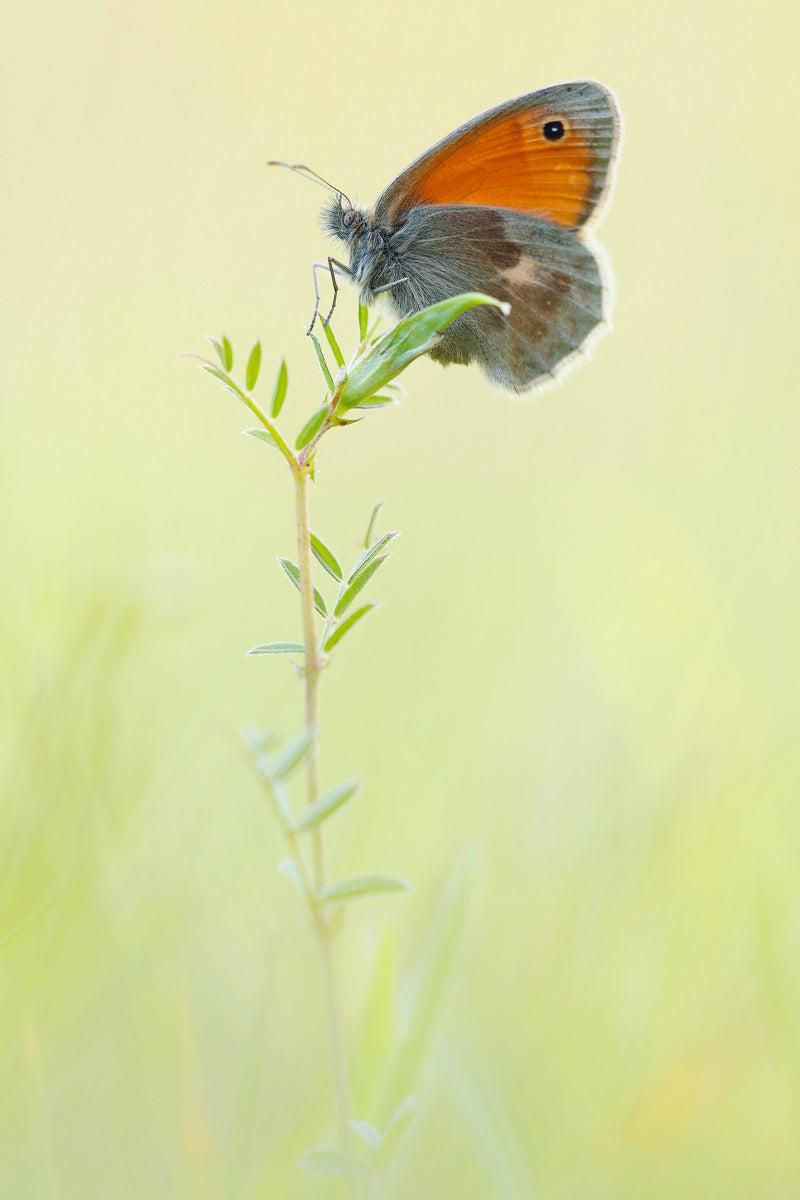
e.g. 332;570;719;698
271;359;288;417
358;301;369;341
300;1148;370;1183
205;335;227;369
294;779;360;832
319;874;411;903
272;780;295;828
242;427;278;448
295;404;329;451
351;1120;382;1151
323;602;377;652
276;857;307;896
322;320;345;367
364;500;384;548
245;340;262;391
222;335;233;371
354;394;396;409
271;728;315;780
278;557;328;617
337;293;508;411
349;531;400;583
310;531;343;582
246;641;305;655
309;332;335;392
334;557;387;618
198;361;240;400
300;1147;347;1178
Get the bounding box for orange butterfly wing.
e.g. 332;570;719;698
375;81;620;232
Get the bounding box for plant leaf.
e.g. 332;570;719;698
364;500;384;548
323;603;377;652
355;394;397;409
271;359;288;417
349;531;400;583
222;335;233;371
278;557;327;617
295;404;329;451
320;874;412;904
310;531;343;582
337;293;508;411
334;557;387;618
247;641;305;655
245;340;262;391
242;426;278;447
309;332;335;392
271;729;314;780
358;301;369;341
322;319;345;367
351;1120;382;1151
294;779;360;832
276;857;307;896
205;335;227;369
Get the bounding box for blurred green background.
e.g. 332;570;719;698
2;0;798;1195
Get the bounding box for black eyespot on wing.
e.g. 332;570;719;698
543;120;565;141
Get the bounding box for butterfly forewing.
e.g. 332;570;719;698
375;81;620;231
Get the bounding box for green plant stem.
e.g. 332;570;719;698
293;464;325;885
293;462;361;1199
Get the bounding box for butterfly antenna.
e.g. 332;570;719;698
267;161;352;208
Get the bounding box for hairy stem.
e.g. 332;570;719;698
294;463;361;1198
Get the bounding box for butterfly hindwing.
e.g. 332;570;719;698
379;205;610;392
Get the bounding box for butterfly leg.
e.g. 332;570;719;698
308;257;352;335
372;276;410;298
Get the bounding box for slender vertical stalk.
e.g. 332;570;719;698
293;463;361;1199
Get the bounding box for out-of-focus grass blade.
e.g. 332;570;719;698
271;359;288;417
438;1045;535;1200
310;531;343;582
294;779;360;832
245;340;262;391
320;875;411;904
352;930;398;1118
323;602;377;652
375;1096;419;1177
379;846;476;1126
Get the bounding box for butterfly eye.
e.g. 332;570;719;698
343;209;357;228
542;120;565;142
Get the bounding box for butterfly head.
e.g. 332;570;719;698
322;195;370;248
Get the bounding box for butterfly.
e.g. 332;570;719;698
314;81;621;394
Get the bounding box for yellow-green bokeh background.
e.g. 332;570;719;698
2;0;799;1195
